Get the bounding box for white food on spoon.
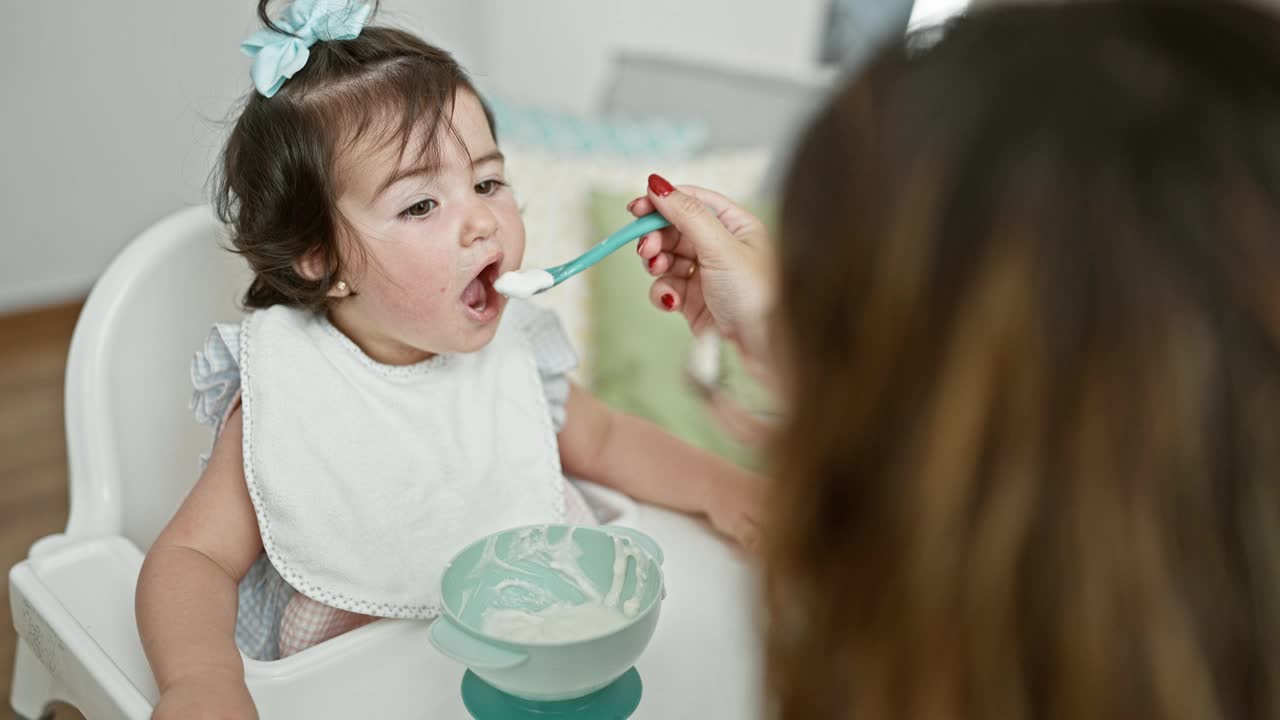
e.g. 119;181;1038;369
495;269;554;298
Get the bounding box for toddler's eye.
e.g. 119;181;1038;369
403;199;437;218
476;179;505;195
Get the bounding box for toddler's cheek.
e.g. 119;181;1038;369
383;282;453;321
416;286;454;314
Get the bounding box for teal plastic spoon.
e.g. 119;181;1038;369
495;212;671;298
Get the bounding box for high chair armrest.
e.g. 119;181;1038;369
9;534;155;719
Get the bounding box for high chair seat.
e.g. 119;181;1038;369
7;205;763;719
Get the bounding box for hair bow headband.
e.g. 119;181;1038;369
241;0;373;97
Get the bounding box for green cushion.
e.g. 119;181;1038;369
585;190;774;470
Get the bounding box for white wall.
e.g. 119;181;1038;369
471;0;829;113
0;0;828;313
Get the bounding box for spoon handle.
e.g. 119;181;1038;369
547;212;671;285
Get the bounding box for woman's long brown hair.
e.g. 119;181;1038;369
768;2;1280;718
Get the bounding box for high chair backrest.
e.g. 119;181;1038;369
64;205;251;551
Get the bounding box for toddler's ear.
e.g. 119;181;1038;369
295;245;355;298
294;246;330;282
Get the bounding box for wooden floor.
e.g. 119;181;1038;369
1;300;86;719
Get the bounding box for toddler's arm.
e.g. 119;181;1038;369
136;406;263;719
558;384;764;551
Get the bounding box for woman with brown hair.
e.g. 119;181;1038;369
631;1;1280;717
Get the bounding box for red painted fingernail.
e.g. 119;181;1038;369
661;293;675;310
648;256;659;270
648;173;675;197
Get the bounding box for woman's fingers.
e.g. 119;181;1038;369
643;251;697;280
649;275;688;312
639;228;698;260
630;182;767;250
649;275;717;337
627;195;655;217
665;256;698;280
636;227;687;259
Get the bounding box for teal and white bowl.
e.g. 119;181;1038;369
430;524;665;702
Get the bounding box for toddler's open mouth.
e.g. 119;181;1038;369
461;257;503;323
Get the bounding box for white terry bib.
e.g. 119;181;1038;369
238;305;566;619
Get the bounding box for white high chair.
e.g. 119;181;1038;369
8;205;762;720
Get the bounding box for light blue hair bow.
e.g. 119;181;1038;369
241;0;373;98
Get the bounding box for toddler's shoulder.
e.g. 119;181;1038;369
502;300;577;377
191;320;245;429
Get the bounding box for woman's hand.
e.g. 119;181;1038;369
629;175;777;371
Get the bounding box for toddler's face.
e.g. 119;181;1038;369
329;90;523;362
